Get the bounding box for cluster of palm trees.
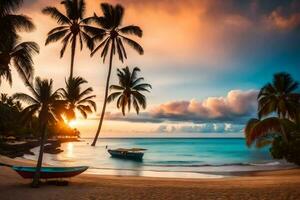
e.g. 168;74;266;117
0;0;151;187
245;73;300;161
37;0;151;146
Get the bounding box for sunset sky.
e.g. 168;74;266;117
2;0;300;138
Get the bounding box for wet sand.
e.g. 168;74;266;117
1;155;300;200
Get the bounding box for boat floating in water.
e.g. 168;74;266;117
12;166;88;179
108;148;147;161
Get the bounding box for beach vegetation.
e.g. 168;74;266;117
42;0;95;78
107;66;151;115
59;76;96;121
245;72;300;165
87;3;144;146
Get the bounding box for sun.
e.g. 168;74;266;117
68;120;77;128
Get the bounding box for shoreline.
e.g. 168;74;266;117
0;154;298;178
1;155;300;200
21;153;296;179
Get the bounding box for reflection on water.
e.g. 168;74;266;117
24;138;294;178
66;142;74;158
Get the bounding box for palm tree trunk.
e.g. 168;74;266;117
70;35;77;79
91;40;115;146
31;122;47;188
279;115;289;143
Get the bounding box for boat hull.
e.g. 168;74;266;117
12;166;88;179
108;150;144;161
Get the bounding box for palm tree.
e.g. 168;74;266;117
0;93;22;111
42;0;96;78
13;77;66;187
88;3;144;146
244;117;297;147
0;37;39;86
107;67;151;115
258;72;299;120
60;76;96;121
0;0;35;51
245;73;300;146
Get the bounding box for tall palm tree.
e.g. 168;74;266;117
107;67;151;115
258;72;299;120
88;3;144;146
0;0;35;51
60;76;96;120
0;37;39;86
42;0;96;78
13;77;66;187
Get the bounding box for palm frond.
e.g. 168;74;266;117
48;26;69;35
0;0;23;16
13;93;38;104
42;7;71;25
119;25;142;37
91;37;109;57
3;14;35;32
121;36;143;55
107;92;121;103
60;32;72;57
110;85;124;90
45;29;69;45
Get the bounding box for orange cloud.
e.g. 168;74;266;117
267;10;300;30
151;90;258;122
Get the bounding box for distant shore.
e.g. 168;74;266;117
0;138;79;158
0;155;300;200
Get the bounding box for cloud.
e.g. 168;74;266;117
261;0;300;30
151;90;258;123
105;112;164;123
267;10;300;30
158;123;244;134
105;90;259;124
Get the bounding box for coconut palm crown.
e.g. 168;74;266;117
107;66;151;115
88;3;144;62
245;73;300;147
0;37;39;86
258;72;300;120
60;76;96;120
0;0;35;51
42;0;96;78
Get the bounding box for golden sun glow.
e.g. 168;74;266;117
68;120;78;128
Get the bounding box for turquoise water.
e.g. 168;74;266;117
25;138;293;178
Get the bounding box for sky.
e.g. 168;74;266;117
2;0;300;138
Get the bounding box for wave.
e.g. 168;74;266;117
143;161;289;168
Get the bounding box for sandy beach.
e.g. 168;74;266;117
0;156;300;200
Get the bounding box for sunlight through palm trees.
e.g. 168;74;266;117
13;77;67;187
60;76;96;121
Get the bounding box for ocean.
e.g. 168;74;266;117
24;138;294;178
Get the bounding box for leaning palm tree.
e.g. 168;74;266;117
13;77;66;187
107;67;151;115
258;72;299;120
0;0;35;51
88;3;144;146
60;76;96;121
0;37;39;86
42;0;96;78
